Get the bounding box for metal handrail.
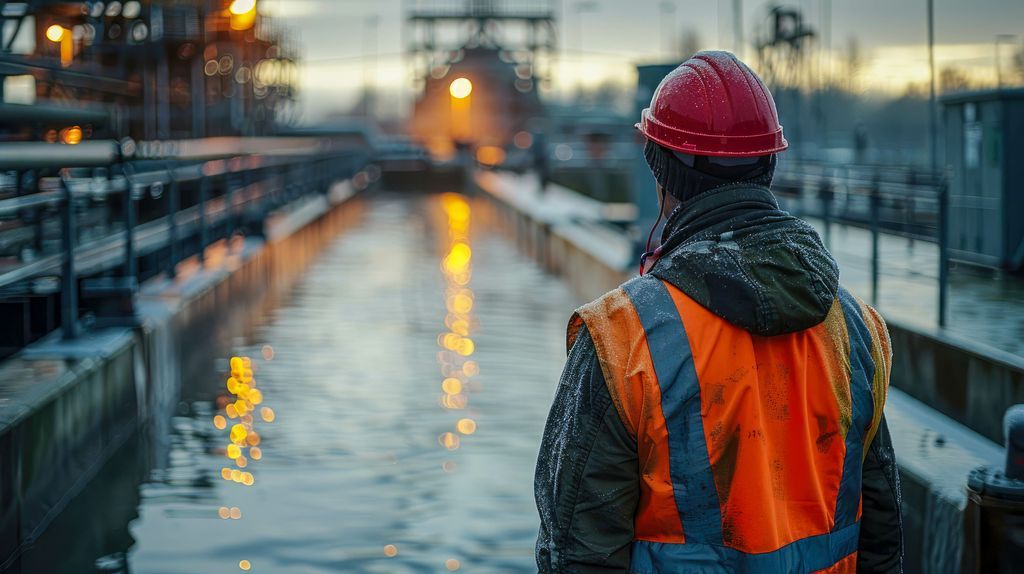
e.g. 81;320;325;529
0;137;367;344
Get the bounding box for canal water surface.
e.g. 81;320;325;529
21;193;578;573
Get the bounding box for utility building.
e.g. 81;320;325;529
942;88;1024;272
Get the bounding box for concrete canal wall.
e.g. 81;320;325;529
473;171;1008;574
0;184;365;567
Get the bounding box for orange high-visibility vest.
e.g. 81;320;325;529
568;275;890;573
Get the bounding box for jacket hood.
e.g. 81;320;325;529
649;184;839;337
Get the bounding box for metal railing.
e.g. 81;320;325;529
772;160;951;327
0;137;368;347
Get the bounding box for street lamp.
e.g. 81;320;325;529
45;24;73;67
449;77;473;144
449;77;473;99
229;0;257;31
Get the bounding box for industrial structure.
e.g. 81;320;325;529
0;0;299;142
406;0;553;155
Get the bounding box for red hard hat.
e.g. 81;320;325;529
636;51;788;157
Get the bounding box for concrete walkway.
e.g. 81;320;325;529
808;218;1024;358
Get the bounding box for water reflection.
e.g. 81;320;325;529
215;354;276;570
437;193;480;449
12;194;577;573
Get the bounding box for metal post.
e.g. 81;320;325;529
227;170;238;235
198;171;209;265
927;0;938;172
938;177;950;327
122;164;137;281
165;162;179;279
819;174;833;250
59;172;79;339
905;170;916;248
870;175;881;306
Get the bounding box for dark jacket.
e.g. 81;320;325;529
534;184;903;573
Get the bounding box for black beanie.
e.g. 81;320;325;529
643;140;776;203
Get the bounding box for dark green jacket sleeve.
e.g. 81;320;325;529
535;324;640;574
857;415;904;573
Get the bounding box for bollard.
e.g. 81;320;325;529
962;405;1024;572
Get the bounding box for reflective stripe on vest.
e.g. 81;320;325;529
615;275;876;573
622;276;723;544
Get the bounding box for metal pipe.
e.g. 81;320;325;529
59;172;79;340
0;141;121;169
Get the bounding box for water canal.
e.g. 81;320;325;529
16;192;578;573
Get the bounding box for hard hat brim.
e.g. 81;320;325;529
636;108;789;158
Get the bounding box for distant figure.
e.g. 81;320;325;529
854;120;869;164
534;51;903;573
532;130;550;195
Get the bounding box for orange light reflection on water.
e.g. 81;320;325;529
214;353;277;571
434;193;481;569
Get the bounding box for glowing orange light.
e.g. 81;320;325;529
246;432;261;446
442;378;462;395
384;544;398;557
221;467;233;480
60;126;83;145
439;432;460;450
456;339;475;356
226;377;240;394
249;388;264;405
45;25;65;42
456;418;477;435
449;77;472;99
226;444;242;459
230;424;248;444
229;0;256;14
446;558;461;571
230;469;243;482
260;407;275;422
213;415;227;430
250;446;262;460
239;559;252;571
229;506;242;519
475;146;506;166
218;506;231;519
226;404;239;418
235;456;248;468
241;472;255;486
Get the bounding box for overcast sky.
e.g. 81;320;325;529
260;0;1024;120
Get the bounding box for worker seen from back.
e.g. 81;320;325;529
534;51;903;573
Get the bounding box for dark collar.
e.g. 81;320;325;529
660;183;779;248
